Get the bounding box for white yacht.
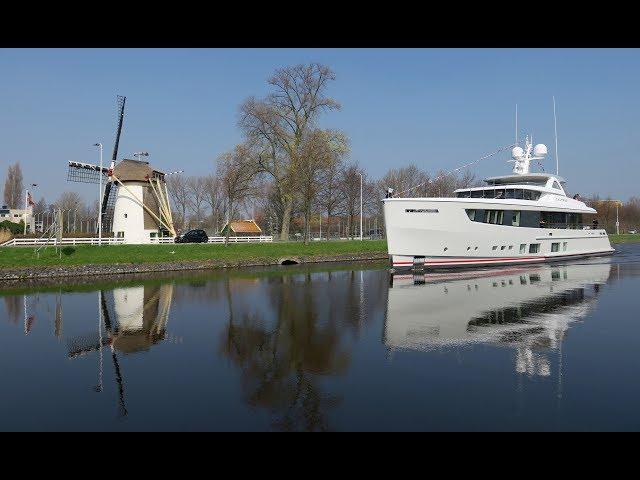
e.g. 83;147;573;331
383;136;614;270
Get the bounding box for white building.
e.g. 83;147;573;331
0;204;35;232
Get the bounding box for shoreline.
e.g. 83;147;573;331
0;251;389;283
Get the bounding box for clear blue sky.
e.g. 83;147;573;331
1;48;638;204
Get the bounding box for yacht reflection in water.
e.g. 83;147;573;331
66;283;175;416
385;261;612;376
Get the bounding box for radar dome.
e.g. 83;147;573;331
533;144;548;156
511;146;524;159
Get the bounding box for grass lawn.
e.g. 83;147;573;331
609;234;640;244
0;240;388;269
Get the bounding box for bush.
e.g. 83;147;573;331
0;220;24;235
61;246;76;256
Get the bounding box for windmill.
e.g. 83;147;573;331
67;95;178;243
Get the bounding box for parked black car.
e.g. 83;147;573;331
175;229;209;243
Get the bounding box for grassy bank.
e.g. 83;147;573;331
0;240;388;270
609;234;640;244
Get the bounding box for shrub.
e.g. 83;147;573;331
61;246;76;256
0;220;24;235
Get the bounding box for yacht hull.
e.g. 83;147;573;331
383;198;615;270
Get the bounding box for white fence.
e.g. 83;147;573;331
0;237;127;247
0;235;273;247
207;236;273;243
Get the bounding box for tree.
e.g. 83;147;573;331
187;176;207;225
339;163;367;239
166;175;190;230
239;63;341;241
203;174;225;234
218;143;260;245
52;191;83;213
298;129;349;244
3;162;24;209
379;165;430;198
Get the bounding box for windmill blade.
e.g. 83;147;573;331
111;95;126;164
100;182;119;232
67;161;109;184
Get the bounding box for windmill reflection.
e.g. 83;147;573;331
385;262;613;378
66;283;175;416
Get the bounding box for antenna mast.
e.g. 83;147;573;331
515;104;518;146
553;96;559;175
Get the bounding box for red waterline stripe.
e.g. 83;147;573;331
394;256;539;265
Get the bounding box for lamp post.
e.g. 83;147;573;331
359;172;363;241
94;143;103;245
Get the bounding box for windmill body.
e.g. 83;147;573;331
110;159;175;244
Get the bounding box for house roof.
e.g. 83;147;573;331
223;219;262;234
112;159;164;183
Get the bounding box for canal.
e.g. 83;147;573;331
1;244;640;431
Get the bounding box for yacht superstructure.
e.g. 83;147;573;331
383;136;614;269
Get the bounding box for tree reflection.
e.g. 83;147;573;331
220;271;367;431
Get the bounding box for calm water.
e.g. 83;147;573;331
2;244;640;431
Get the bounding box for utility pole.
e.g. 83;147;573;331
359;172;363;241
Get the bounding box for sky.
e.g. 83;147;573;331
0;48;639;205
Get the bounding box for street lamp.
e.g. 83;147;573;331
94;143;103;245
359;172;363;241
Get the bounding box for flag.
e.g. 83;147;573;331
27;191;35;207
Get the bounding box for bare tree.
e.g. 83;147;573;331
166;175;190;231
187;176;207;224
52;191;83;212
339;163;368;239
298;129;349;244
239;63;341;241
3;162;24;209
203;174;225;234
318;153;346;240
218;143;260;245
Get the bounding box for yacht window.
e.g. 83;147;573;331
531;191;541;201
520;244;526;254
529;243;540;254
512;211;520;227
457;191;471;198
563;242;568;251
523;190;532;200
494;189;505;199
500;246;506;250
552;181;562;190
505;189;515;199
470;190;483;198
551;242;560;252
496;211;503;224
514;189;524;199
492;246;498;250
466;209;476;221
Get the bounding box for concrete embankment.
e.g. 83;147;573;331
0;252;389;283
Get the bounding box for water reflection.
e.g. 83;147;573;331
385;262;613;378
219;270;386;431
3;248;640;430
